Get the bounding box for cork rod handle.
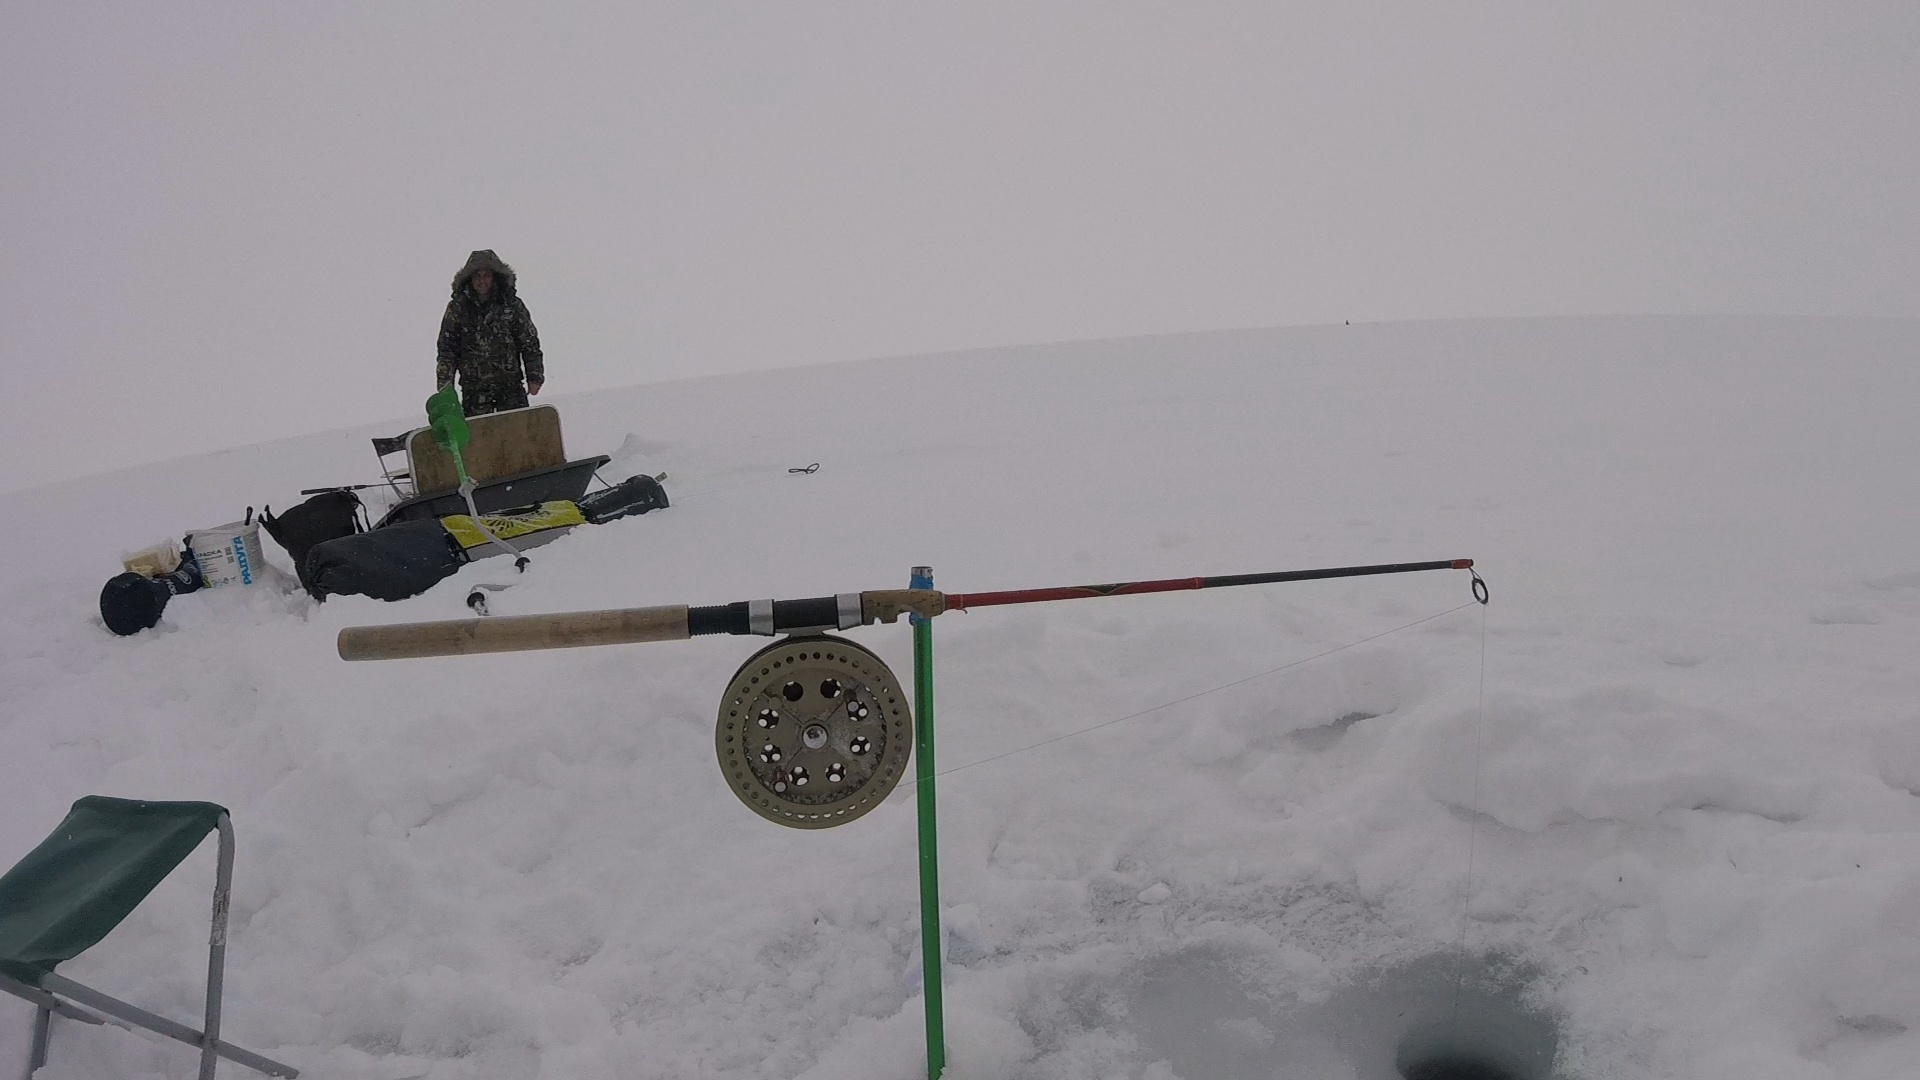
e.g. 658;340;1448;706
337;605;692;660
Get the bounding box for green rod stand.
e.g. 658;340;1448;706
910;565;945;1080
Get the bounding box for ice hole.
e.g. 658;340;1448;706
1129;948;1563;1080
1398;1052;1518;1080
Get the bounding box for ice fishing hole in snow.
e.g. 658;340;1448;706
1130;949;1563;1080
1397;1056;1518;1080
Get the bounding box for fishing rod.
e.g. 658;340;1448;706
337;555;1482;834
335;558;1480;661
337;553;1483;1080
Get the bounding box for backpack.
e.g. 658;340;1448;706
261;490;365;589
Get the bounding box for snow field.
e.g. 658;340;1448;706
2;316;1918;1077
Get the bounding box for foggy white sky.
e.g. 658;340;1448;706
3;2;1916;491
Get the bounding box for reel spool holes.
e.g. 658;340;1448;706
714;635;913;829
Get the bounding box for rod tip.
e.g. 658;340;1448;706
1451;559;1474;569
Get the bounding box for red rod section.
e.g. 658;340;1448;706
944;559;1472;612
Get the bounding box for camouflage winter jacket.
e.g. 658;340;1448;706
434;250;544;401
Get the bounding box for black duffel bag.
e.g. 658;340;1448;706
304;519;465;602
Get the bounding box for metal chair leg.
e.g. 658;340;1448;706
200;814;235;1080
36;976;295;1078
25;1005;51;1080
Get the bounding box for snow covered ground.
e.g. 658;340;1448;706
3;315;1919;1079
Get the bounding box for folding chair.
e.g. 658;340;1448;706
371;431;416;500
0;797;297;1079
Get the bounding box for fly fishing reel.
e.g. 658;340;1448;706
715;635;913;829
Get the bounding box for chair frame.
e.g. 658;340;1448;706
1;814;296;1079
371;433;416;501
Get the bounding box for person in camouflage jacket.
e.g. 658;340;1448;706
435;250;545;417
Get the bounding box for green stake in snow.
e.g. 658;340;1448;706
910;565;945;1080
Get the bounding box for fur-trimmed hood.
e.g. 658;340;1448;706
450;250;518;299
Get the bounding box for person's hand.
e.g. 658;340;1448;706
528;380;543;395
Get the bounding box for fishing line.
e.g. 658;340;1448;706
1450;590;1491;1029
906;599;1483;786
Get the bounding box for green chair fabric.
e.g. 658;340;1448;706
0;796;226;986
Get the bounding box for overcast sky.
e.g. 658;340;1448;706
3;2;1916;491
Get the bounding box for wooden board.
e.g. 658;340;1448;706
407;404;567;495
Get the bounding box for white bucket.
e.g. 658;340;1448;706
188;520;266;588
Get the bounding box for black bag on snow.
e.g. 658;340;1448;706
577;474;668;524
262;490;364;589
98;549;206;635
303;519;465;602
